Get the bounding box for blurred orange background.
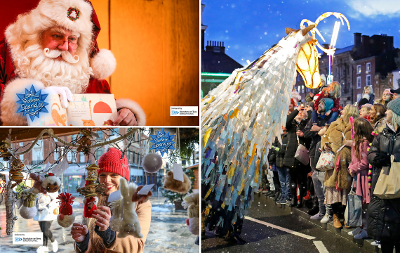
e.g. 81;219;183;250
0;0;199;126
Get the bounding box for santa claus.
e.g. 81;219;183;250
0;0;146;126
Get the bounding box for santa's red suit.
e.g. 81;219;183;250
0;0;146;126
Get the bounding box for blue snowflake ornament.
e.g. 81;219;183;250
150;128;175;156
16;85;49;121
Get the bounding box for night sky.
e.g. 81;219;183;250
202;0;400;66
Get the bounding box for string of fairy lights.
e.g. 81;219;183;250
0;128;152;192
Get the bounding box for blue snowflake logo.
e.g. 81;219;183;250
150;128;175;156
16;85;49;121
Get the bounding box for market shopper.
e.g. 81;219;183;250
34;192;59;253
71;148;152;253
367;99;400;253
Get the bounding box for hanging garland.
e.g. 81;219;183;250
0;128;149;235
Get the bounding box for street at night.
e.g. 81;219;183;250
202;194;378;253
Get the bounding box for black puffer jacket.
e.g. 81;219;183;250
269;135;287;168
367;125;400;242
283;109;311;168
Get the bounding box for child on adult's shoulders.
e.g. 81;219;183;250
312;81;341;125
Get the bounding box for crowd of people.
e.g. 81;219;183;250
261;82;400;253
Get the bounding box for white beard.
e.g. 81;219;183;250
12;43;93;94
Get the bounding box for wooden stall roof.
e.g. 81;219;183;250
0;128;82;143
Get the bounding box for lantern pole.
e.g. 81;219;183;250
328;21;341;84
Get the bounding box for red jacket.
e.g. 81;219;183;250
0;38;111;125
314;92;340;113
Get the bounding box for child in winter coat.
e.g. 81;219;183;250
312;81;341;125
359;104;372;122
347;118;374;239
362;86;375;105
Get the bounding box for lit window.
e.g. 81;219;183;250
301;86;305;94
357;65;361;74
366;62;371;72
357;76;361;89
54;151;59;160
298;86;301;93
67;152;72;162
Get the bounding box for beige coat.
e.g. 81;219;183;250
75;195;152;253
320;118;352;190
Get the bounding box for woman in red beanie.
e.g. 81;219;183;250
71;148;152;253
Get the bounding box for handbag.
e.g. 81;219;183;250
294;136;309;165
373;155;400;199
346;179;362;227
315;151;335;171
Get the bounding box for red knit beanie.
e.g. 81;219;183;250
98;148;130;181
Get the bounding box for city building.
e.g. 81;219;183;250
318;33;399;105
201;3;242;97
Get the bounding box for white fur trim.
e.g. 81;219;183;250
20;206;38;219
57;213;76;227
90;49;116;80
188;217;199;235
0;78;45;126
116;99;146;126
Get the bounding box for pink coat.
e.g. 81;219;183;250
348;140;371;204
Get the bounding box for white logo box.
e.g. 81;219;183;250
13;232;43;245
170;106;198;116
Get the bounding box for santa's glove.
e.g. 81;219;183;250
43;86;73;108
373;152;391;166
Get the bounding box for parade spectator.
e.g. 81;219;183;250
347;118;374;239
306;92;315;102
367;98;400;253
284;106;311;208
34;192;59;253
312;81;341;125
375;89;393;107
359;104;372;122
303;102;332;219
390;87;400;100
320;105;359;228
370;104;387;134
270;134;290;204
362;86;375;105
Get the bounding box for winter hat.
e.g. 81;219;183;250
357;98;369;109
383;89;393;95
390;87;400;95
5;0;116;80
320;97;334;112
98;148;130;181
387;98;400;116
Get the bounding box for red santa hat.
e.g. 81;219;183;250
98;148;130;181
5;0;116;80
